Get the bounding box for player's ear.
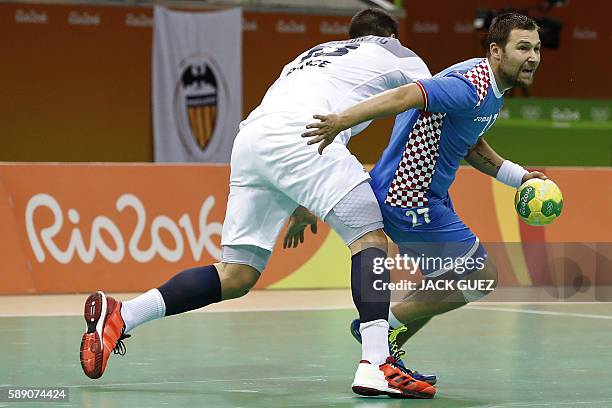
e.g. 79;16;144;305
489;42;501;61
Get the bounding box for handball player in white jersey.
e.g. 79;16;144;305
79;8;435;399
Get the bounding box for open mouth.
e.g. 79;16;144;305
521;67;534;74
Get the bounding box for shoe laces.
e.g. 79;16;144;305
113;329;131;356
388;326;407;361
388;356;417;378
388;326;418;376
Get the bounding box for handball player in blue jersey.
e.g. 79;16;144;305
298;12;551;378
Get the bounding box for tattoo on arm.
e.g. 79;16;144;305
474;149;500;171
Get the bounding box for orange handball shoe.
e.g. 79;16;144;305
80;291;130;379
352;357;436;399
379;357;436;399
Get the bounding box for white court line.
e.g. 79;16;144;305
466;305;612;320
1;303;611;319
0;305;353;318
52;375;329;389
487;399;612;407
3;306;610;334
472;301;612;305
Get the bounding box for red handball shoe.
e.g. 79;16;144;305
352;357;436;399
80;291;130;379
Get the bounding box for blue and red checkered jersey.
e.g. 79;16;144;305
370;57;504;221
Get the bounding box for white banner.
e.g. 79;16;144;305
153;6;242;163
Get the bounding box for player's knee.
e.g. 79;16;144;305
461;260;498;303
218;263;259;299
349;229;388;255
325;182;386;255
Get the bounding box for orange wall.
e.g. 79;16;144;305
0;164;609;294
403;0;612;99
1;2;609;164
0;3;397;163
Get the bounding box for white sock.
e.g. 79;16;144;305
121;288;166;333
359;319;390;366
388;307;403;329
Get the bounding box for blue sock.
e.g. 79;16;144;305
351;247;390;323
157;265;221;316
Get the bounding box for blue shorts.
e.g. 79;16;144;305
380;195;487;277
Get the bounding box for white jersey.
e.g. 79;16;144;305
223;36;431;252
241;36;432;144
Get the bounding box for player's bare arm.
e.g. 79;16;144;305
464;138;503;177
302;83;426;154
283;206;318;249
465;137;546;184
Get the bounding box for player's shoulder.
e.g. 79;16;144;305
435;58;485;78
436;58;501;107
320;36;419;59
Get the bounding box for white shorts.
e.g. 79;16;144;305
221;114;371;251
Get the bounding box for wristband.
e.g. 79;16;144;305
496;160;528;189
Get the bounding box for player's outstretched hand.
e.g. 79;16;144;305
283;206;318;249
521;171;547;184
302;114;343;155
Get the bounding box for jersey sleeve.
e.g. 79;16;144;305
384;56;431;89
416;73;479;113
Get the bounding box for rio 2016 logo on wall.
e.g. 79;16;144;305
25;193;223;264
174;55;229;157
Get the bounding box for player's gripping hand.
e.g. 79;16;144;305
283;206;318;249
302;114;344;155
521;171;547;184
